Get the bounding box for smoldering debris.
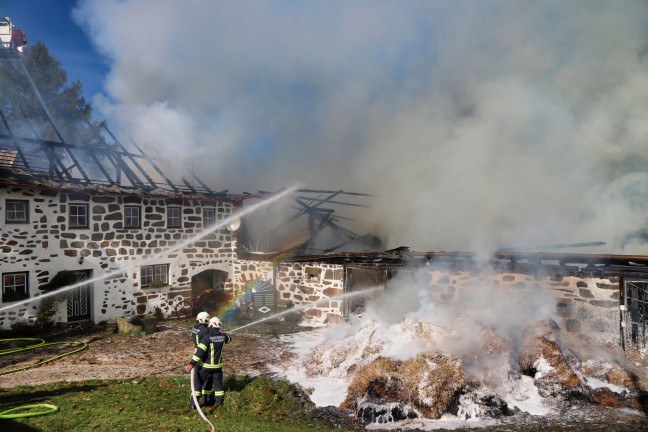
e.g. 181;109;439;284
340;352;465;421
301;317;648;427
304;318;450;379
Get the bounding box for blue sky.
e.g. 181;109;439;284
0;0;107;101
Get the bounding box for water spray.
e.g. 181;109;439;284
228;286;382;333
0;185;301;315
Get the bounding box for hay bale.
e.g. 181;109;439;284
117;316;142;333
588;387;624;408
578;359;642;392
341;352;464;421
342;357;401;409
518;335;581;397
402;352;464;419
303;318;450;380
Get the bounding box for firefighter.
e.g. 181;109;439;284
192;312;211;347
188;316;231;407
189;311;210;409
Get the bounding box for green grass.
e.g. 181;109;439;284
3;376;647;432
0;375;355;432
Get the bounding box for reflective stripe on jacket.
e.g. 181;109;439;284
191;323;209;347
190;329;231;369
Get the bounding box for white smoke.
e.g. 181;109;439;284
73;0;648;253
361;266;555;355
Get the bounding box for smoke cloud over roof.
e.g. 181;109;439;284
73;0;648;253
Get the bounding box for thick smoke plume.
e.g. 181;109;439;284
73;0;648;253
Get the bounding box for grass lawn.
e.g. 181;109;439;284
0;375;357;432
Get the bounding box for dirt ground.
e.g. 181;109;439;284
0;320;291;388
2;320;648;431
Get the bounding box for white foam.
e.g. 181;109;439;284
503;374;550;415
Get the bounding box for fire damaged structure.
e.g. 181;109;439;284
2;119;648;352
242;248;648;352
0;52;646;353
0;103;378;328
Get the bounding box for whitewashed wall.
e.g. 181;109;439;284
0;186;236;328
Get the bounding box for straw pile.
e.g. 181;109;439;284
341;351;464;420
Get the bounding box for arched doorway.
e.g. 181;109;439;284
191;269;230;315
191;269;228;297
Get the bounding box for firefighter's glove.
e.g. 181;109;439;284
187;364;194;371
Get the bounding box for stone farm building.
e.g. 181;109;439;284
0;123;360;330
1;129;648;353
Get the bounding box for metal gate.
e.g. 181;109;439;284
621;279;648;349
67;270;92;322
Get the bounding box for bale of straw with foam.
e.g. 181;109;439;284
518;334;581;397
341;352;464;420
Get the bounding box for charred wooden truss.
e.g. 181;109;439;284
282;249;648;278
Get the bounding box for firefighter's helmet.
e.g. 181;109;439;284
209;316;222;328
196;311;210;324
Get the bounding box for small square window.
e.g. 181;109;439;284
69;204;89;229
2;272;29;302
167;207;181;228
5;200;29;223
124;206;140;228
203;208;216;227
141;264;169;288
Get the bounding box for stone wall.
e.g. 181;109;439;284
0;186;626;343
232;259;275;293
277;262;345;324
420;269;621;347
0;186;236;328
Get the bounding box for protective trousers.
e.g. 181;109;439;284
199;367;225;406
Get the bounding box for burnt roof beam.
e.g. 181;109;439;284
0;108;31;169
181;177;197;194
127;137;179;192
190;171;214;194
0;134;165;160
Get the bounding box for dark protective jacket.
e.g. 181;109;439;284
191;322;209;348
190;328;231;370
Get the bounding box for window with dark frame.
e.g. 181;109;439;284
203;208;216;227
124;206;140;228
69;203;89;229
140;264;169;288
167;207;181;228
2;272;29;302
5;200;28;223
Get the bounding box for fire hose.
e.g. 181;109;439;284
190;367;215;432
0;338;88;419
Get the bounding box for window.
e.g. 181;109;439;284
2;272;28;302
69;204;89;229
167;207;181;228
141;264;169;288
5;200;28;223
124;206;140;228
203;208;216;227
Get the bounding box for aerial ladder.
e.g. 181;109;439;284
0;16;27;59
